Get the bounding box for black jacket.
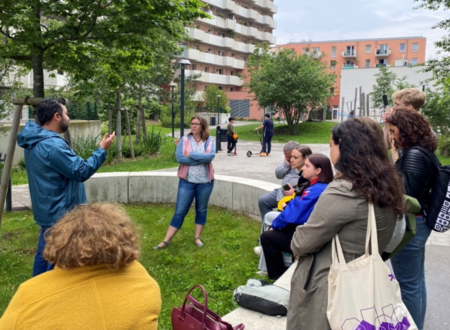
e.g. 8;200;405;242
396;146;439;212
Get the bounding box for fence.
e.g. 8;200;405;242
27;102;99;121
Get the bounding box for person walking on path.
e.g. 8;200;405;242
226;117;237;156
16;98;115;277
154;115;215;249
254;113;274;156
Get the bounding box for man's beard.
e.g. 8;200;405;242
59;119;69;133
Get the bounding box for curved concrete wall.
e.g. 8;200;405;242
84;172;279;217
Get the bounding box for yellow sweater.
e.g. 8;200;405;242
0;261;161;330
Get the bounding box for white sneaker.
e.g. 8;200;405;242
254;246;262;256
256;270;268;276
227;152;233;156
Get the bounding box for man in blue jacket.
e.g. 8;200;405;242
17;98;115;276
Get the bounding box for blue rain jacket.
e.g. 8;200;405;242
17;121;106;227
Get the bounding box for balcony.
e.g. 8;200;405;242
187;28;255;53
182;49;245;69
375;49;391;57
201;0;237;12
237;6;259;21
253;0;277;14
184;70;244;86
341;50;357;58
375;63;390;68
198;15;236;30
258;14;276;28
306;50;322;59
343;64;358;69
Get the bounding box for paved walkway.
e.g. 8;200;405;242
7;122;450;329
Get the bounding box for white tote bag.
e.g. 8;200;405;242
326;203;417;330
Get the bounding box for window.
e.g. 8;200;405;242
230;88;235;91
345;46;355;56
217;69;223;74
365;45;371;53
412;43;419;52
412;58;418;65
205;66;209;72
191;64;197;70
312;47;320;52
302;47;309;55
230;71;234;75
207;48;211;53
365;59;370;68
330;60;336;69
400;43;406;52
331;46;336;58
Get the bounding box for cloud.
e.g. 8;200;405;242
274;0;448;58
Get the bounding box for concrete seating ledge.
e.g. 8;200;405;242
84;171;291;330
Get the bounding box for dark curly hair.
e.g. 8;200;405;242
385;108;436;151
331;119;404;217
35;98;66;126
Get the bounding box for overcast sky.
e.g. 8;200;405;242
274;0;449;59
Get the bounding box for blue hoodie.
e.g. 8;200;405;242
17;121;106;227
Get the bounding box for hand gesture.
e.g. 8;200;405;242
99;132;115;151
284;185;294;196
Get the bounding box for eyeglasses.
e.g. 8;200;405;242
190;123;201;126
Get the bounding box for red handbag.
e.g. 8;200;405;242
171;284;245;330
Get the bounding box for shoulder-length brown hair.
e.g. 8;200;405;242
43;203;140;269
188;115;210;141
293;145;312;159
306;154;333;184
331;119;404;217
385;108;436;151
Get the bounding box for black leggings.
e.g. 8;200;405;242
261;229;294;280
227;135;236;153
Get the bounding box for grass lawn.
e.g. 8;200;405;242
0;204;262;330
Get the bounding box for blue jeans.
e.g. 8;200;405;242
170;179;214;229
391;216;432;330
33;226;55;277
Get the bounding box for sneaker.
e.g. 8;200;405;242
254;246;262;255
266;153;270;156
256;270;268;276
259;152;267;157
227;153;233;156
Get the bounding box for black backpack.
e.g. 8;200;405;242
413;146;450;232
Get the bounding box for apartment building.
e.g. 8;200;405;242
182;0;277;119
278;37;426;110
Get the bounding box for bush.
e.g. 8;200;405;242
439;133;450;157
141;127;164;155
72;135;100;160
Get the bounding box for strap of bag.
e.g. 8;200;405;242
178;284;208;326
332;203;378;266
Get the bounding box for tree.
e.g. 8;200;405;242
0;0;207;98
370;66;397;110
246;44;336;134
415;0;450;85
203;85;229;112
421;86;450;135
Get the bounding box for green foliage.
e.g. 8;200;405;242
203;85;229;112
72;135;101;161
370;66;398;109
438;133;450;157
246;43;336;134
141;127;164;155
0;205;262;329
421;86;450;135
415;0;450;85
0;0;208;97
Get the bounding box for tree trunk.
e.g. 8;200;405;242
136;85;143;143
125;109;135;159
108;106;113;134
116;87;122;159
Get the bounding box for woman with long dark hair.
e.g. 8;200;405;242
260;154;333;280
287;119;405;329
386;108;438;329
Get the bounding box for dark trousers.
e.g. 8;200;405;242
262;135;273;153
227;135;236;153
261;229;294;280
33;225;55;277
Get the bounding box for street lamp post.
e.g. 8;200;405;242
216;94;221;126
169;82;177;138
176;58;191;138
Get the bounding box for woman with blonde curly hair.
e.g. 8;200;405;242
0;203;161;330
